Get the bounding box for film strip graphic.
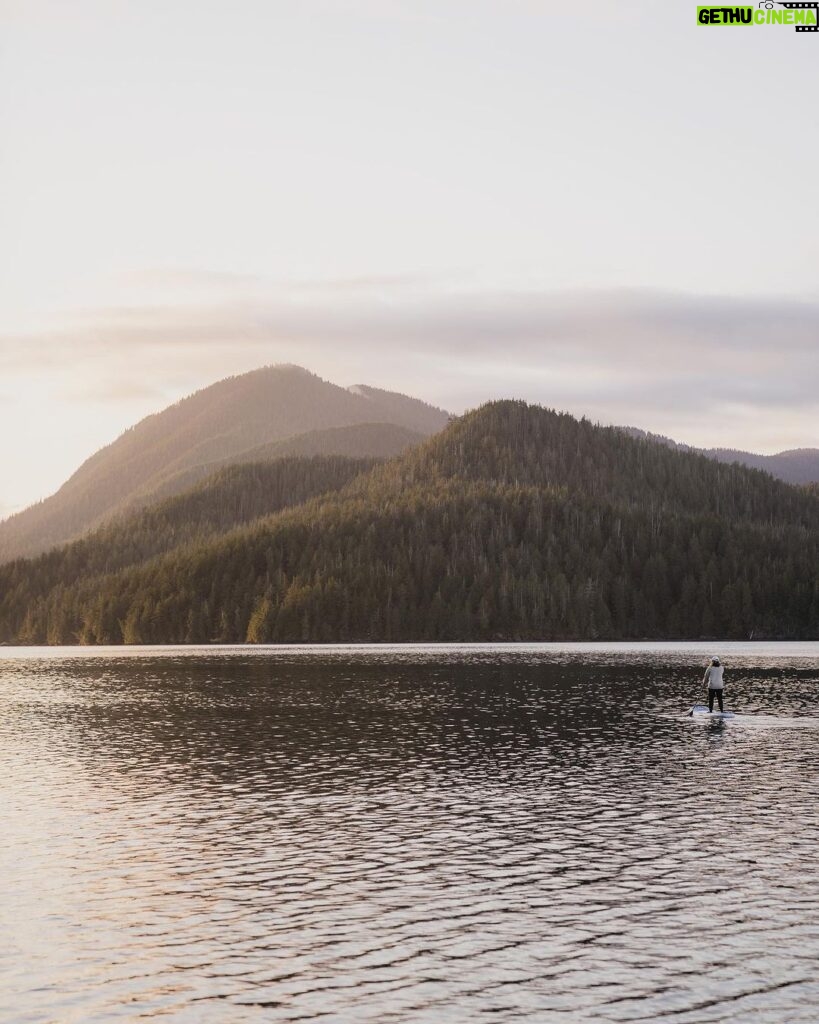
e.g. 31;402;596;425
775;1;819;31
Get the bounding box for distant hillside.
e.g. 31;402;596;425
0;456;374;643
234;421;425;463
126;422;426;509
704;447;819;486
621;427;819;485
2;401;816;645
0;366;448;562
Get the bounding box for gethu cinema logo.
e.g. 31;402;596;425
697;2;819;30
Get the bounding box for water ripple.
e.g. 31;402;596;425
1;643;817;1022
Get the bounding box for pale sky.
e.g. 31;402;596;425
1;0;817;517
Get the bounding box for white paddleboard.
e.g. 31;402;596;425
690;704;735;719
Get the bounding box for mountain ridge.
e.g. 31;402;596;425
0;366;448;562
620;427;819;486
2;400;815;645
2;364;814;568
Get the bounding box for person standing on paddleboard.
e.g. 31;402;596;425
703;656;725;713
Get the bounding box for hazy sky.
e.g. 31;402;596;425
1;0;817;516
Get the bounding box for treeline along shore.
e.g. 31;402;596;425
1;401;817;644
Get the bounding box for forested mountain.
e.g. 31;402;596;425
0;366;448;562
119;423;425;510
2;401;816;645
621;427;819;485
704;448;819;486
0;456;374;628
230;422;425;463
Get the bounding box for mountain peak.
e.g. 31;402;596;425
0;366;449;562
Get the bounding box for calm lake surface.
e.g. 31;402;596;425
1;642;818;1023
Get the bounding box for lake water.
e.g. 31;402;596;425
1;642;818;1023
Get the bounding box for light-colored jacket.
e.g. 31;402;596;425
704;665;724;690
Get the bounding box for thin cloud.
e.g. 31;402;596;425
1;287;816;446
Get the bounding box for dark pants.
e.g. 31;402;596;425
708;688;724;713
